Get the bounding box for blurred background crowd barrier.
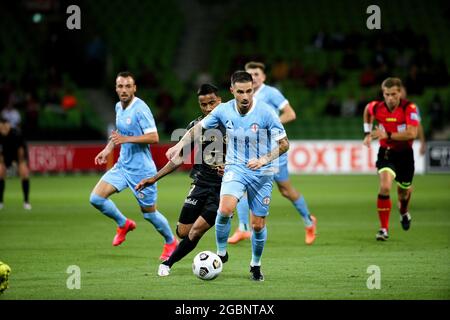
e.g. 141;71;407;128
1;0;449;173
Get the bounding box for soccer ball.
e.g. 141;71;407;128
192;251;223;280
0;261;11;294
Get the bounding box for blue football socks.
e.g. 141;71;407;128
143;211;174;244
251;226;267;267
90;193;127;227
215;211;231;256
293;195;313;226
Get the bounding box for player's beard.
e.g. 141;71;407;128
121;94;133;106
239;100;251;113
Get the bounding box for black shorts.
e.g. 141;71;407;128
178;183;221;227
376;147;415;189
0;146;28;168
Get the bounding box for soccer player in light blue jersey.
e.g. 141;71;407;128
227;61;317;246
90;72;177;261
166;71;290;281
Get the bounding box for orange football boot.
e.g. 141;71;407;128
305;215;317;245
227;229;252;244
112;219;136;246
159;238;179;261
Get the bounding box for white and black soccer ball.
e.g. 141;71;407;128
192;251;223;280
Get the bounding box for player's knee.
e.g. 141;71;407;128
89;193;106;209
19;170;29;179
188;228;205;241
397;187;411;199
251;220;265;232
218;204;234;215
379;185;391;195
176;225;188;239
252;224;264;233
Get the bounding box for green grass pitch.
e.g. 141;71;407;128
0;173;449;299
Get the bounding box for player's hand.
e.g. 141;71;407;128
247;158;265;170
363;134;372;148
370;126;387;140
420;142;426;155
110;130;128;145
216;165;225;177
166;144;182;160
94;150;108;165
135;177;157;191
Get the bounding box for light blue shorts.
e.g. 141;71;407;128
220;165;274;217
274;154;289;182
101;164;157;208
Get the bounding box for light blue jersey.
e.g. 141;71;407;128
254;84;289;116
254;84;290;181
92;95;175;245
101;96;158;207
232;83;314;229
201;98;286;174
115;97;157;176
201;98;287;216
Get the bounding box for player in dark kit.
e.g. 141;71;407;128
0;118;31;210
135;84;226;276
363;78;419;241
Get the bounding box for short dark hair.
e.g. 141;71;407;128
0;117;8;124
231;71;253;86
197;83;219;96
116;71;136;83
245;61;265;71
381;77;402;89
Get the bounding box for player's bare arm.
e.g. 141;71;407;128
94;140;115;165
418;123;426;155
110;130;159;145
279;104;296;124
216;164;225;177
135;155;183;191
166;121;203;160
371;124;418;141
247;137;289;170
363;104;374;148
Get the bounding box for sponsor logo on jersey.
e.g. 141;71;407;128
386;117;397;122
184;198;198;206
